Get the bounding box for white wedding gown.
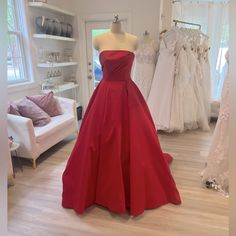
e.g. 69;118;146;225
188;42;210;131
170;40;199;132
199;38;211;119
169;32;209;132
134;38;157;100
201;50;229;195
148;27;210;132
148;29;177;130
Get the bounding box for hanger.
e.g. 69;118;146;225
160;29;167;36
143;30;150;36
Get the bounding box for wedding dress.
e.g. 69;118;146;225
169;39;184;132
148;28;178;130
134;37;157;100
201;50;229;195
170;40;198;132
148;27;210;132
199;38;211;119
188;40;210;131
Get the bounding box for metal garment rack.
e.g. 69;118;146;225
173;19;201;30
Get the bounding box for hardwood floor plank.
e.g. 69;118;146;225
8;127;228;236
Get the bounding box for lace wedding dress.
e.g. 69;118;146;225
199;38;211;119
148;29;177;130
134;37;157;100
148;27;210;132
169;31;209;132
201;50;229;195
188;41;210;131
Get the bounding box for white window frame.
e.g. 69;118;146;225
7;0;32;86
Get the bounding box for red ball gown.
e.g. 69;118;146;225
62;50;181;216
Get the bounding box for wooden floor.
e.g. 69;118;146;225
8;126;229;236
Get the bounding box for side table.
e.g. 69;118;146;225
10;142;23;177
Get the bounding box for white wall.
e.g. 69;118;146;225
0;0;9;235
75;0;161;38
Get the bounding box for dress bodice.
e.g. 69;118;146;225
162;28;178;51
99;50;134;81
135;41;157;64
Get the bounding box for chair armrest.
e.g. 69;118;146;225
7;114;37;158
56;96;78;130
56;96;77;117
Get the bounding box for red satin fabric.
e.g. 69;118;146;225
62;50;181;216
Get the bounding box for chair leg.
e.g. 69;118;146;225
32;159;36;169
11;155;16;178
15;150;23;172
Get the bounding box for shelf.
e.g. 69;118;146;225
28;2;75;16
37;62;78;68
33;34;76;42
41;84;79;94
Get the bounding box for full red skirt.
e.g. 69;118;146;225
62;76;181;216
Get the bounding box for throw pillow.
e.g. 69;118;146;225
17;98;51;127
26;92;62;117
8;102;21;116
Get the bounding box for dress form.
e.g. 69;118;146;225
141;31;158;52
134;31;157;100
93;21;138;52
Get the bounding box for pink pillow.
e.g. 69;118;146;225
17;98;51;127
8;102;21;116
26;92;62;117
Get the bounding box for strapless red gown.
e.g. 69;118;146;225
62;50;181;216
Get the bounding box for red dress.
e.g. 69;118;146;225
62;50;181;216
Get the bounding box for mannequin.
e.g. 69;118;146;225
141;30;159;52
134;30;158;100
93;18;138;52
62;16;181;216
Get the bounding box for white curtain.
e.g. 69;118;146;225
172;1;229;101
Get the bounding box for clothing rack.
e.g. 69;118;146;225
173;19;201;30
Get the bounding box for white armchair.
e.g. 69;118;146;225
7;97;78;168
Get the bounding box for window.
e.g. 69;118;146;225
7;0;28;85
214;23;229;100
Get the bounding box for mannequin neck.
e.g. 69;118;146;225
111;22;123;34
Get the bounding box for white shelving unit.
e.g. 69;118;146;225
33;34;76;42
41;84;79;94
28;2;75;16
37;62;78;68
41;84;80;108
29;1;80;109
